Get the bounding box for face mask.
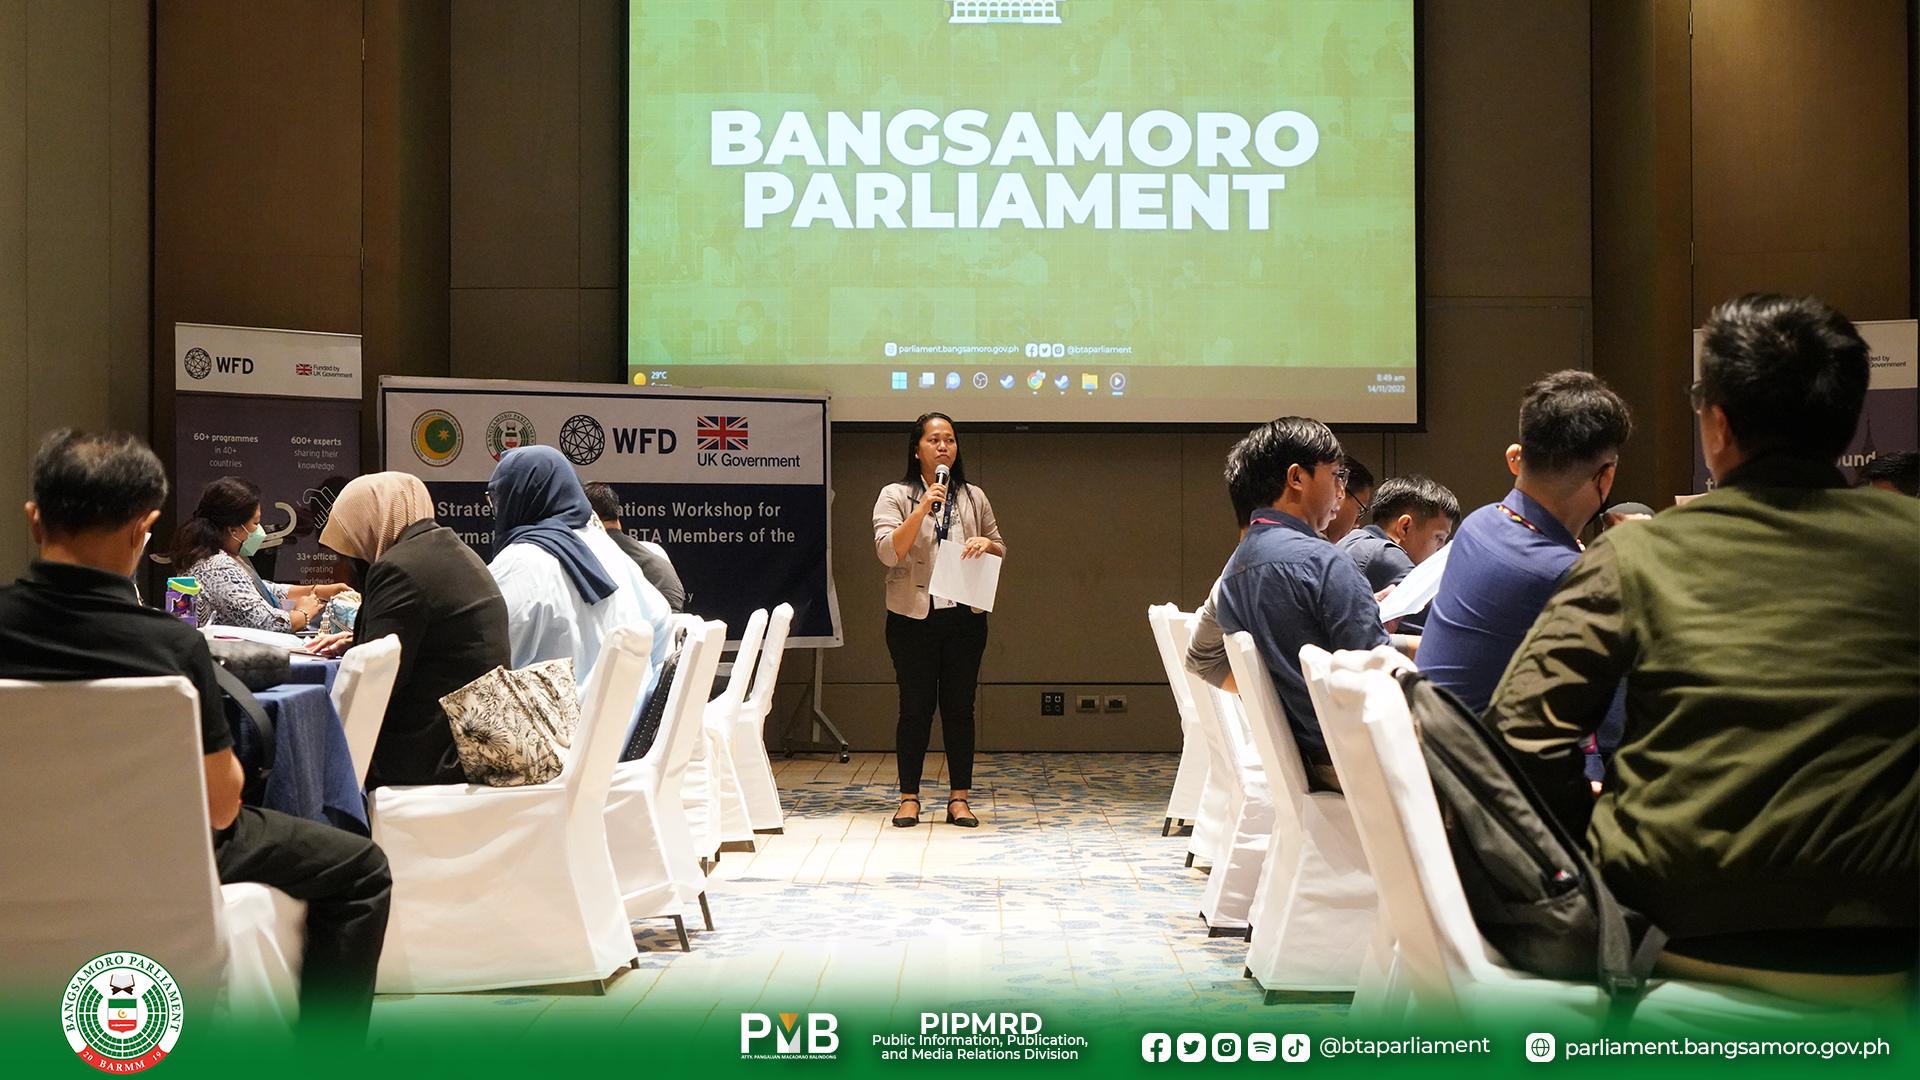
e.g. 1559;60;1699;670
237;524;266;557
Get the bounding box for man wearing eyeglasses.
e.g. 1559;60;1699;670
1212;417;1389;792
1324;456;1376;544
1490;297;1917;1000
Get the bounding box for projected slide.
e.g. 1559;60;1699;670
628;0;1418;426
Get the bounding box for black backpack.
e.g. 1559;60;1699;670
620;628;684;762
1393;669;1666;1017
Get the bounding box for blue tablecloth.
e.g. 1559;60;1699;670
233;676;367;835
285;656;341;691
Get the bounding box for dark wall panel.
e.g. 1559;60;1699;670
450;0;580;291
152;0;363;494
1691;0;1913;323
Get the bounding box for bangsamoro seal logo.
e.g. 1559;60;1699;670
62;952;183;1073
486;411;536;460
411;409;463;466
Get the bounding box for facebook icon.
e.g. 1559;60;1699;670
1140;1033;1171;1063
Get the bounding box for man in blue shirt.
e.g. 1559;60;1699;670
1419;370;1633;716
1337;475;1460;593
1214;417;1389;789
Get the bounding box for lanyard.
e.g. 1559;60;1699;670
922;485;955;543
1498;503;1582;552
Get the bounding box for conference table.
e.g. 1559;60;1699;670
228;655;369;835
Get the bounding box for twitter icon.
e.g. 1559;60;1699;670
1176;1033;1206;1063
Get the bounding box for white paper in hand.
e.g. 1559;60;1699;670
928;539;1002;612
1377;542;1451;624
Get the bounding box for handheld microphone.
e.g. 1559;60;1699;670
933;457;956;534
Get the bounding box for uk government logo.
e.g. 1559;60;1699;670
558;413;607;466
740;1011;838;1059
411;410;463;467
486;411;536;461
62;952;183;1073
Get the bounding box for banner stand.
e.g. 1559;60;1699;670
780;649;849;763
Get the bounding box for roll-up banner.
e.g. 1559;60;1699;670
172;323;363;586
379;377;841;648
1690;319;1917;493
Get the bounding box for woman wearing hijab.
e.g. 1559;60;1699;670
308;471;510;789
485;446;671;694
171;476;346;631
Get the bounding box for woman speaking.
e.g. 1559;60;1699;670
871;412;1005;829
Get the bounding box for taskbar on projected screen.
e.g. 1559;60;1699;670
631;363;1418;426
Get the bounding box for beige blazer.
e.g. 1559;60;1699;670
872;480;1005;618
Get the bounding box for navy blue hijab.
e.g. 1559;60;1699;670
489;445;620;604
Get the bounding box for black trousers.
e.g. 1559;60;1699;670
213;806;390;1037
887;606;988;794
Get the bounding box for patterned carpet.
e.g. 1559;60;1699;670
371;752;1345;1035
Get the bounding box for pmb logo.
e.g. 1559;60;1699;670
740;1011;838;1058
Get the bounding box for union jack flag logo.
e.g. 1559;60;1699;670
295;363;314;375
696;415;749;451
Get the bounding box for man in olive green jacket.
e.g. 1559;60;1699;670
1489;294;1917;1001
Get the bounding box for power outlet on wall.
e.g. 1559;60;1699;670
1075;694;1100;713
1103;694;1128;713
1040;691;1065;716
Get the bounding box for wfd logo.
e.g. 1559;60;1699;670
740;1011;838;1059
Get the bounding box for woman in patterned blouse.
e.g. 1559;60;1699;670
168;477;348;632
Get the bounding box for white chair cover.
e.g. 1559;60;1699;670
697;608;767;853
1146;605;1228;867
369;624;652;993
730;602;793;832
1216;635;1378;994
1144;603;1209;833
0;677;304;1022
1164;615;1271;932
330;633;401;787
606;617;726;926
1310;645;1832;1030
218;884;306;1025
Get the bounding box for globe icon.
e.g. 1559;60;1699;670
559;413;606;465
184;347;212;380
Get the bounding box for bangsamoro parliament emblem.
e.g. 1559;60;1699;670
62;952;183;1073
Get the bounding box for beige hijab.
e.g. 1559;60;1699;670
320;472;436;563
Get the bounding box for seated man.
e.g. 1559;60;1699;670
584;480;688;612
1213;417;1389;789
1323;455;1376;544
1488;295;1919;1002
1419;370;1633;714
1183;439;1267;692
1336;475;1459;593
0;431;391;1036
